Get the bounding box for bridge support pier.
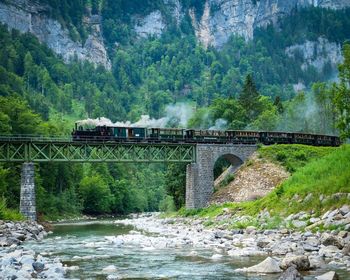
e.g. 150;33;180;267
20;162;36;221
185;144;257;209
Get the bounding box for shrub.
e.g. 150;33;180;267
0;197;23;221
159;195;176;213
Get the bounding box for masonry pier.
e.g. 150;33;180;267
20;162;36;221
185;144;257;209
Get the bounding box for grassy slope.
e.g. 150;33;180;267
179;144;349;219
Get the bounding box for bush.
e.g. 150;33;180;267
218;173;235;188
0;197;23;221
159;195;176;213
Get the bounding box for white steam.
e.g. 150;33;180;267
76;103;196;128
209;118;228;130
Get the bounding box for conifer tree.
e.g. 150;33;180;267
238;74;262;122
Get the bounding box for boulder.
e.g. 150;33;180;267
102;265;117;273
318;245;341;258
292;220;307;228
278;266;303;280
32;261;45;272
340;205;350;216
245;226;257;234
235;257;282;273
308;256;326;269
338;231;348;238
320;233;344;249
280;255;310;271
342;243;350;255
315;271;339;280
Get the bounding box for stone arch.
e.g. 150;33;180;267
186;144;257;209
213;152;244;172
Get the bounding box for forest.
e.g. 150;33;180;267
0;1;349;219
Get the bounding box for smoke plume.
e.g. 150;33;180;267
76;103;195;128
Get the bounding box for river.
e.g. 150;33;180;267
22;218;349;279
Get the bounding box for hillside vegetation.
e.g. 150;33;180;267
179;144;349;221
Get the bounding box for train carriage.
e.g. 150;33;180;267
260;131;293;145
186;129;226;143
292;133;316;145
231;130;260;144
148;128;185;142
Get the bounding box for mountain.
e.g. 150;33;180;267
0;0;110;68
1;0;349;68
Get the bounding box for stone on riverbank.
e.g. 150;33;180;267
32;261;45;272
321;233;344;249
235;257;282;273
0;220;47;248
0;248;65;279
280;255;310;271
315;271;339;280
102;265;117;273
278;266;303;280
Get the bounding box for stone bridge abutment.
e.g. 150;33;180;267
185;144;257;209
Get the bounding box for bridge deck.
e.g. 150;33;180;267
0;137;196;163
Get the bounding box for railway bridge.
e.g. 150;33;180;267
0;136;256;220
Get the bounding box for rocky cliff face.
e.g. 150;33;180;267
286;37;343;73
190;0;350;48
131;0;350;48
0;0;349;67
0;0;111;69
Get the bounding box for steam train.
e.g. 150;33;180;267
72;123;341;146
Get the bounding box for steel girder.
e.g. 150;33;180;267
0;141;196;163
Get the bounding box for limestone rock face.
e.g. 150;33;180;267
134;11;165;38
0;0;111;69
189;0;350;48
286;37;343;73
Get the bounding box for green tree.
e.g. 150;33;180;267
164;164;186;209
334;44;350;139
238;74;262;122
79;175;113;214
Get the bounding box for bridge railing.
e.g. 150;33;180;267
0;135;72;142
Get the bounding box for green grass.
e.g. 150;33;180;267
242;144;350;216
178;144;350;222
258;144;336;172
0;197;24;221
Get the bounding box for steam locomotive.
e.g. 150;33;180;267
72;123;341;146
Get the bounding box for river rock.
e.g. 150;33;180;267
342;243;350;255
102;265;117;273
320;233;344;249
292;220;307;228
235;257;282;273
211;254;223;260
315;271;339;280
319;245;341;258
278;266;303;280
340;205;350;215
309;256;325;269
280;255;310;271
32;261;45;272
245;226;257;234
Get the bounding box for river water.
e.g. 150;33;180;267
23;219;349;279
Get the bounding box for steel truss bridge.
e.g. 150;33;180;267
0;136;196;163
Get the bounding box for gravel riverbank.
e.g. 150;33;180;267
117;211;350;278
1;208;349;279
0;220;66;279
